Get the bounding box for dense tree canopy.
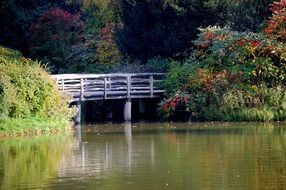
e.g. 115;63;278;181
0;0;79;55
29;8;84;73
0;0;281;73
117;0;226;60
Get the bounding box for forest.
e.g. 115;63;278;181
2;0;286;122
0;0;274;73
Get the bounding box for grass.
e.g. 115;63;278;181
0;117;73;138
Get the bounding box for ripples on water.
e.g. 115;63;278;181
0;123;286;190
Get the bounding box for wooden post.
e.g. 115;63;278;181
149;75;154;97
124;98;132;121
104;77;107;99
80;78;84;101
61;79;65;91
127;75;131;98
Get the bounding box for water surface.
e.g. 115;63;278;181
0;123;286;190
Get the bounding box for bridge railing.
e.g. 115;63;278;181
52;73;165;102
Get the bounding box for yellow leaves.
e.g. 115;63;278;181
97;39;122;65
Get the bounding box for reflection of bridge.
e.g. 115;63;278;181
52;73;165;122
59;123;156;179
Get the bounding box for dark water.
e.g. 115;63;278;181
1;123;286;190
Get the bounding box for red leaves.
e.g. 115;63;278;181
250;40;263;48
30;8;84;38
162;95;190;113
100;23;116;40
269;0;286;14
264;0;286;41
236;39;246;46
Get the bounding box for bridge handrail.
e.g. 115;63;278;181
52;73;165;80
52;73;165;102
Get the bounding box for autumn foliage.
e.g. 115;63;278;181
29;8;84;72
162;0;286;121
264;0;286;41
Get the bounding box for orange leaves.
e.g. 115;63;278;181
162;95;190;113
204;31;215;40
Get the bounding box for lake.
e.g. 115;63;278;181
0;122;286;190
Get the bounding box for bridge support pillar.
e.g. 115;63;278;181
124;99;132;121
75;102;81;125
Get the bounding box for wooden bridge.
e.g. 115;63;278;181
52;73;165;122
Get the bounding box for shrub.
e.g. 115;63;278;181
162;11;286;121
0;46;73;123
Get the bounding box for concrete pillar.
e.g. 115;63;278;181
75;102;81;125
124;99;132;121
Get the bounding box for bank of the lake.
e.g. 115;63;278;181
0;118;73;138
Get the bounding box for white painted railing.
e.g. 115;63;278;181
52;73;165;102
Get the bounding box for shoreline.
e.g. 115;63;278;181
0;118;74;139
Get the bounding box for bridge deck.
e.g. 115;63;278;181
52;73;165;102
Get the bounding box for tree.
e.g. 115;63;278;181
117;0;224;61
0;0;76;55
227;0;274;32
29;8;84;73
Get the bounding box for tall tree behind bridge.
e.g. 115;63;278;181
117;0;227;61
227;0;274;32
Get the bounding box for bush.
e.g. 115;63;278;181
161;6;286;121
0;46;73;124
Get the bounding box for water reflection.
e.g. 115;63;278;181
0;123;286;190
0;135;75;190
124;122;132;169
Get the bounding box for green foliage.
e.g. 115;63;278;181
83;0;121;35
164;61;199;95
145;57;170;73
117;0;224;60
162;14;286;121
227;0;274;32
200;86;286;122
110;57;170;73
0;46;73;127
60;1;122;73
